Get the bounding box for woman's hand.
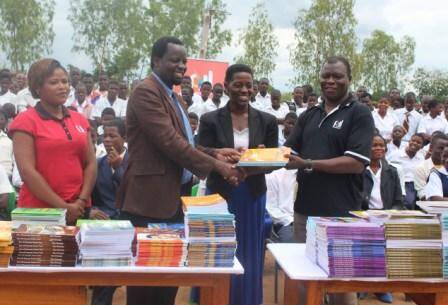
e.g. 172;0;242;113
89;208;110;220
215;148;242;163
66;200;85;225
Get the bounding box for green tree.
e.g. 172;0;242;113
69;0;146;80
203;0;232;59
411;68;448;101
360;30;415;95
235;2;278;80
289;0;357;88
0;0;55;71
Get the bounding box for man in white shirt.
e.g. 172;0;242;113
189;81;212;117
66;67;82;106
266;168;297;242
0;164;13;220
417;99;448;141
0;127;13;178
200;83;227;115
263;89;290;124
0;70;17;110
394;92;422;143
414;133;448;199
91;80;127;121
253;77;271;110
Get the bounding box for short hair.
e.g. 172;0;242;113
293;86;303;92
259;77;269;83
200;81;212;88
83;73;94;79
253;80;259;86
428;99;440;110
307;93;317;99
373;134;387;146
188;112;199;121
225;64;253;83
412;133;426;143
302;84;314;94
285;112;298;121
101;107;116;118
27;58;67;99
108;79;119;87
430;131;448;145
213;83;223;89
271;89;281;96
360;92;372;99
404;92;416;101
103;118;126;138
323;56;352;81
0;70;12;81
75;82;86;91
150;36;184;69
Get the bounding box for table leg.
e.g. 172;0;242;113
283;276;299;305
200;275;230;305
0;285;87;305
306;281;323;305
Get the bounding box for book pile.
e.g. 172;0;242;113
11;208;66;228
305;217;317;263
442;213;448;278
135;223;188;267
385;217;442;278
10;224;78;266
77;220;134;267
0;221;13;267
417;201;448;215
314;217;386;277
182;194;237;267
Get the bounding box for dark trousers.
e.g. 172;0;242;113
120;192;185;305
404;182;417;209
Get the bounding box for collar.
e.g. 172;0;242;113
35;102;71;121
256;92;270;98
152;72;173;97
318;94;355;111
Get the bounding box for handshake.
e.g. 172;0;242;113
213;147;248;186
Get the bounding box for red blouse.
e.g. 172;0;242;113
9;103;91;208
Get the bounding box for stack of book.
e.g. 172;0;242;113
417;201;448;215
305;217;318;263
10;224;78;266
0;221;13;267
11;208;66;228
385;217;442;278
314;217;386;277
135;223;188;267
182;194;237;267
442;213;448;278
77;220;134;267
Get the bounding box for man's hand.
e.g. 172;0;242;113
226;167;247;186
214;160;247;186
89;208;110;220
107;147;123;169
214;148;242;163
285;154;307;170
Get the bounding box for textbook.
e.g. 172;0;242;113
417;201;448;215
0;221;13;267
11;208;66;228
237;147;291;167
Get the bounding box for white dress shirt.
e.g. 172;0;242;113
91;96;127;119
266;168;297;226
254;92;271;110
417;114;448;137
0;165;13;195
388;148;425;182
394;108;422;142
414;158;439;199
263;103;290;120
233;128;249;150
367;165;383;209
0;91;17;109
15;88;38;112
372;110;400;141
201;99;228;116
0;130;13;177
424;167;448;199
188;98;213;118
386;141;406;160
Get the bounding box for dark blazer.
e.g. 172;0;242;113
362;159;404;210
117;74;217;219
198;104;278;200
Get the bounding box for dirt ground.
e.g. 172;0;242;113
101;251;415;305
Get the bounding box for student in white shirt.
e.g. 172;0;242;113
415;132;448;199
278;112;298;146
0;70;17;109
189;81;212;117
386;125;406;159
388;133;425;209
98;72;109;97
266;167;297;242
417;99;447;142
91;80;127;121
201;83;227;115
70;83;93;119
425;146;448;201
372;97;400;142
253;77;271;110
0;114;13;178
0;164;14;220
394;92;422;143
118;81;129;101
264;89;290;124
290;86;306;112
181;86;194;108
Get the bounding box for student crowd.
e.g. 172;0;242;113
0;36;447;305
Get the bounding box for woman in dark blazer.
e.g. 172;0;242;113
198;64;278;305
362;134;404;211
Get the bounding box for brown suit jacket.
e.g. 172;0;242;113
117;74;216;219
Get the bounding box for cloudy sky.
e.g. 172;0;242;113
49;0;447;91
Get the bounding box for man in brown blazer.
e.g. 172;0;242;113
117;36;240;305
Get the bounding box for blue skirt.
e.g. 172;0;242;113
211;182;266;305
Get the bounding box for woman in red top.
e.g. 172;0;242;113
9;59;97;224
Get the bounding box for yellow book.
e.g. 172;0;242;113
237;147;291;167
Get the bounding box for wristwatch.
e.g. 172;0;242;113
304;159;313;173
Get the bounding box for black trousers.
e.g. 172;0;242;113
120;186;186;305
